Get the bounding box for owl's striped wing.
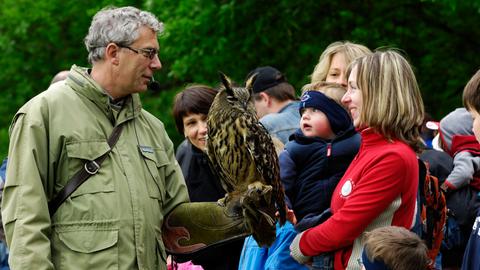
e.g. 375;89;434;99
206;119;239;193
245;119;287;225
244;120;280;187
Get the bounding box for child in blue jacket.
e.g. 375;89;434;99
279;83;361;269
280;89;360;224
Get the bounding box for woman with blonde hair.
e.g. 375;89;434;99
309;41;371;87
290;50;424;270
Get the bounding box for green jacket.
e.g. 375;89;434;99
2;65;189;270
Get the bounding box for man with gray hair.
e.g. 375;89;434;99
2;6;255;269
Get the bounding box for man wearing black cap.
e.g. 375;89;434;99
246;66;300;144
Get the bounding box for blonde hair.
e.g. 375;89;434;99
364;226;430;270
311;41;371;83
349;50;424;152
301;81;346;107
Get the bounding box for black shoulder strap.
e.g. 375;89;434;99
48;125;124;216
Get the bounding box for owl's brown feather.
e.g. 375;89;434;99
206;72;286;246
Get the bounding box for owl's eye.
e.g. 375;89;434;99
226;95;237;102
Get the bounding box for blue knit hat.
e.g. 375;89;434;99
299;91;352;135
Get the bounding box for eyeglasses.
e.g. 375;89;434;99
117;44;158;60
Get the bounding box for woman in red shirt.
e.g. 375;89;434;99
290;50;425;270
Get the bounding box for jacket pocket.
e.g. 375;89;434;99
139;145;168;201
52;221;119;269
65;140;114;197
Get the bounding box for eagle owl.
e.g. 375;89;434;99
206;72;286;246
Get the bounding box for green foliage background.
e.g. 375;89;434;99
0;0;479;157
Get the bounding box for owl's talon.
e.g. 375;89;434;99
217;194;229;207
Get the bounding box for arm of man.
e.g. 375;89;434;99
2;112;54;269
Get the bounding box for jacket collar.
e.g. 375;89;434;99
279;100;299;114
359;127;388;147
66;65;142;125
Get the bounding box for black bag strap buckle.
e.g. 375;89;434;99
48;124;124;216
84;160;100;175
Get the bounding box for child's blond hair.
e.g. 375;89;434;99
301;81;346;107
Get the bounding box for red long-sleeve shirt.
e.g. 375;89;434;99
299;128;418;270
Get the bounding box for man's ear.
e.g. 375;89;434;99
259;92;271;106
105;43;120;65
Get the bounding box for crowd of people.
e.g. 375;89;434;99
0;5;478;270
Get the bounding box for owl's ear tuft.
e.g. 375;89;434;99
218;71;234;96
245;73;257;93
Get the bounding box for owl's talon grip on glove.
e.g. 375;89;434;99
240;182;277;246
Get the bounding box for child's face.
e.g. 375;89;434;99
300;108;335;139
470;109;480;143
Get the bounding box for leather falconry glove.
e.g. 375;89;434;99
162;182;278;259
